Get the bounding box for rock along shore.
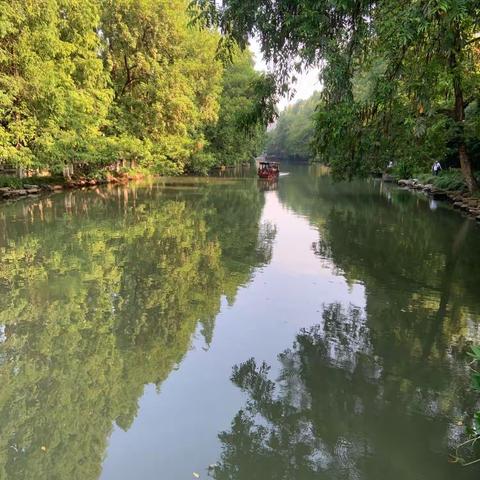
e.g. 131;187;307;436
397;178;480;222
0;174;143;203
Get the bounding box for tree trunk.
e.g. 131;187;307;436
453;78;478;192
63;164;73;180
450;29;478;193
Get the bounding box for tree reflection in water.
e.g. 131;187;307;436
211;303;479;480
0;179;274;480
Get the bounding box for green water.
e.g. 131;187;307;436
0;166;479;479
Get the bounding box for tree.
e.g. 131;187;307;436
0;1;270;175
203;48;270;168
371;0;480;190
100;0;223;174
266;92;321;161
193;0;480;191
0;0;111;172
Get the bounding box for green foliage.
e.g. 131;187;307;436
203;48;272;168
266;92;321;161
188;150;217;175
0;175;64;188
0;176;24;188
471;347;480;432
0;0;111;171
394;160;418;180
0;1;269;176
100;0;224;172
416;169;480;192
451;346;480;466
193;0;480;189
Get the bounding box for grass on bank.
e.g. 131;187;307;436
0;166;152;190
0;175;67;188
411;169;480;194
454;347;480;466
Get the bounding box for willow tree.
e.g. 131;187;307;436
193;0;480;191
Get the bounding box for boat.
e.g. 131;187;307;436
257;161;280;179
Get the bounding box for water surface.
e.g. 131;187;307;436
0;166;479;479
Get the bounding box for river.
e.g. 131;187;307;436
0;165;479;479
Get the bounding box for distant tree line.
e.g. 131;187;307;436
0;0;274;176
266;92;320;162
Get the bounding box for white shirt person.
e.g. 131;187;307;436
432;161;442;175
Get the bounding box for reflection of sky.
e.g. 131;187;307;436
261;191;365;298
262;191;333;276
101;188;368;480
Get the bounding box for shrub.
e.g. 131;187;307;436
393;159;416;179
0;176;24;188
0;175;64;188
415;169;479;192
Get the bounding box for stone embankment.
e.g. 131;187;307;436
397;179;480;222
0;181;97;201
0;174;139;203
0;185;64;200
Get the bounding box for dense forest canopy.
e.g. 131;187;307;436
194;0;480;191
0;0;274;176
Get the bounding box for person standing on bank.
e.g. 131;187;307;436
432;161;442;176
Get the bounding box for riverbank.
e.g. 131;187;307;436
396;177;480;222
0;171;147;203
